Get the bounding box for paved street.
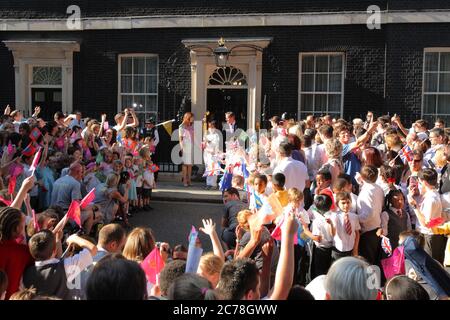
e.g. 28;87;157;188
128;200;224;253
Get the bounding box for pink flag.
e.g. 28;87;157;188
140;247;165;285
7;141;13;155
271;214;298;244
426;217;446;229
32;209;40;232
381;246;405;279
0;196;12;206
66;200;81;227
12;165;23;177
80;188;96;209
30;147;42;172
8;176;16;194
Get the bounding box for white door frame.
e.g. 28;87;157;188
183;38;271;129
3;40;80;116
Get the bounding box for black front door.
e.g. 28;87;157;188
31;88;62;120
206;89;248;131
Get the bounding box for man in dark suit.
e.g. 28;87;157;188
222;111;238;151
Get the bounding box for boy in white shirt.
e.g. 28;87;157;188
331;192;361;262
408;168;446;264
301;194;335;278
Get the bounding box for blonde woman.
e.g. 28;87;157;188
179;112;194;187
322;139;344;184
197;253;224;288
122;227;156;263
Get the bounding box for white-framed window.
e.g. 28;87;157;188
118;54;158;122
298;53;344;119
423;49;450;125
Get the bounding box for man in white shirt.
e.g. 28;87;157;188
356;165;385;266
67;111;86;130
273;142;310;192
408;168;446;264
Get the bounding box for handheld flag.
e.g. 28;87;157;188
381;246;405;279
22;143;37;157
0;196;12;206
103;121;109;131
32;209;40;232
29;127;42;142
8;176;16;194
398;145;413;164
252;191;264;210
140;247;165;285
186;226;203;273
381;236;393;256
7;142;13;155
219;171;233;191
162;120;173;136
271;214;299;245
80;188;96;209
29;147;42;172
149;164;160;173
426;217;446;229
66;200;81;227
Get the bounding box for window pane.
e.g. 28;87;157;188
315;56;328;72
423;95;437;114
302;56;314;72
314;94;327;112
301;94;314;111
439;73;450;92
329;55;343;72
437;95;450;114
121;76;132;93
425;53;439;72
133;57;146;75
133;95;146;108
301;74;314;92
121;95;133;110
133;75;145;93
440;53;450;72
146;57;158;74
315;74;328;92
121;57;132;74
34;91;45;102
328;94;341;112
53;91;62;102
146;96;158;112
146;76;158;93
424;73;438;92
329;74;342;92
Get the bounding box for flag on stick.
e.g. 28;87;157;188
32;209;40;232
66;200;81;227
29;147;42;172
140;247;165;285
398;145;413;164
80;188;96;209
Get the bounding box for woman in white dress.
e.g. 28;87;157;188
179;112;194;187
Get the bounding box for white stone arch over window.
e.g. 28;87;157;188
208;66;247;87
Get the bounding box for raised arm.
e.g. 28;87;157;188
128;108;139;128
199;218;225;261
11;175;35;209
269;211;298;300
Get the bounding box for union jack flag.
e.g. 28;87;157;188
398;145;413;164
381;236;392;256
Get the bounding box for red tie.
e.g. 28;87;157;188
344;214;352;235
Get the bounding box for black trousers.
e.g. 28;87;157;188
359;229;382;266
294;244;309;286
331;247;352;263
311;246;332;279
424;234;447;265
221;228;236;250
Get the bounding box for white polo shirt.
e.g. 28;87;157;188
418;189;443;235
273;156;309;191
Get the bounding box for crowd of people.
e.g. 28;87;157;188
0;105;450;301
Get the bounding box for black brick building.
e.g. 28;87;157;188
0;0;449;143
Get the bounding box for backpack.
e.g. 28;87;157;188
403;236;450;298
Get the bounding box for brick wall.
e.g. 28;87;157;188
0;0;386;19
